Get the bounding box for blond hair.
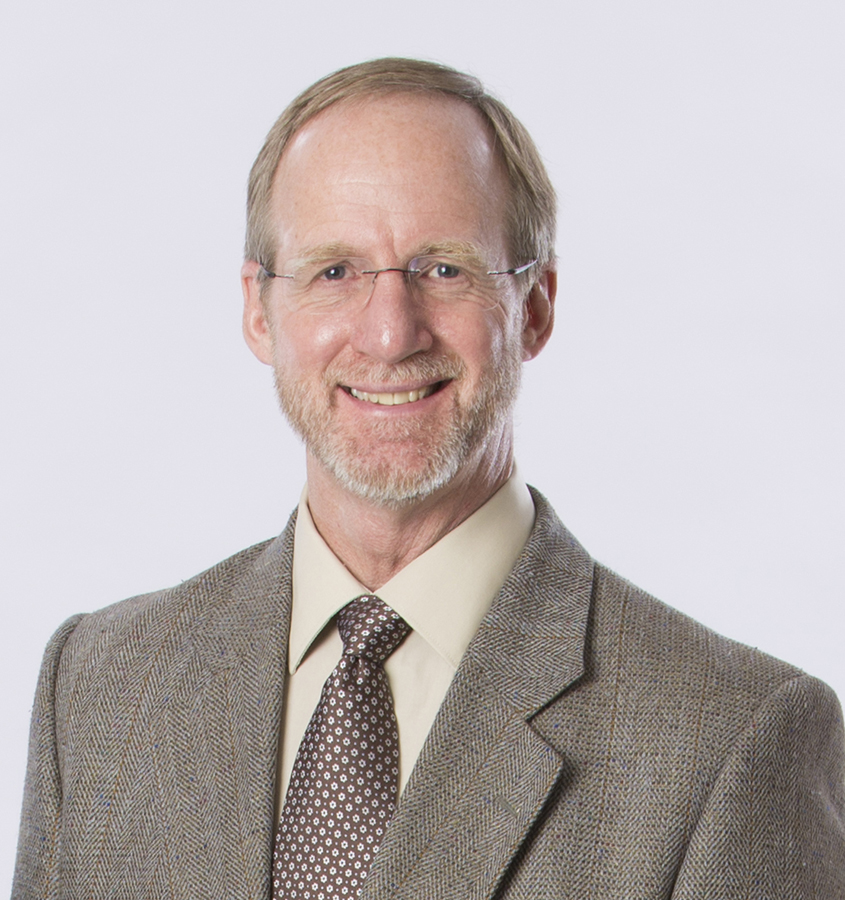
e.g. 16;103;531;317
245;58;556;280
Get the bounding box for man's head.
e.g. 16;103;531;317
242;59;556;509
245;58;556;294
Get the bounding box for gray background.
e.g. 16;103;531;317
2;0;843;887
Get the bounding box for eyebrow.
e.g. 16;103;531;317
284;242;362;266
284;240;492;268
415;241;490;268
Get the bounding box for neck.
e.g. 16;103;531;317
305;439;514;590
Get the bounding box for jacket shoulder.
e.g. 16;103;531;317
525;487;806;703
589;561;805;702
63;537;271;643
53;518;296;707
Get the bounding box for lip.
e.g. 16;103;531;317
342;377;445;393
338;379;450;408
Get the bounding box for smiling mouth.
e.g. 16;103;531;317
344;382;444;406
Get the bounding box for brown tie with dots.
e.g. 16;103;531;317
272;595;410;899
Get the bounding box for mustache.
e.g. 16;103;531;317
326;354;466;388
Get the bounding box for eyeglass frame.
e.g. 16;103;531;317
256;256;538;313
258;258;537;281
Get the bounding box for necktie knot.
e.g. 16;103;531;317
337;595;409;664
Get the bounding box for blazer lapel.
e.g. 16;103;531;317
362;491;594;900
151;516;295;899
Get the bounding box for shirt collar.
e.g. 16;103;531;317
289;468;536;674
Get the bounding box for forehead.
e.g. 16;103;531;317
269;93;510;256
282;92;500;179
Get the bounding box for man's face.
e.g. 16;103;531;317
243;93;549;506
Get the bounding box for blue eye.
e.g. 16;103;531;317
323;265;347;281
433;263;461;278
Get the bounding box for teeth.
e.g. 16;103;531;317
349;385;436;406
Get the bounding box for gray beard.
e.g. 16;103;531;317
273;346;523;508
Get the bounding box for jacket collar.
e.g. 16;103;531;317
464;486;593;717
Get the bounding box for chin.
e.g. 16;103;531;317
318;446;466;508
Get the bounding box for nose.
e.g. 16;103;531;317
350;269;434;363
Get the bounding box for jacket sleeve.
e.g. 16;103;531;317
672;673;845;899
12;615;85;900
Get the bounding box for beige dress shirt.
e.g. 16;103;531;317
276;471;535;813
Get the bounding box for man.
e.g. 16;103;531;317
13;58;845;899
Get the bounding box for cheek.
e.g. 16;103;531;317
433;305;517;370
272;313;351;376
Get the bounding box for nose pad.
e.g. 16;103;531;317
363;267;416;306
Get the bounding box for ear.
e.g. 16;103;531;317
521;266;556;361
241;259;274;365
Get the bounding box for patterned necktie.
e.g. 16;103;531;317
272;595;410;900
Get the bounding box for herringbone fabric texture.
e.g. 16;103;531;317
272;596;409;899
11;492;845;899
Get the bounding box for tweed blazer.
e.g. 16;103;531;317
13;491;845;899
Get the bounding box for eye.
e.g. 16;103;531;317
430;262;461;279
321;264;348;281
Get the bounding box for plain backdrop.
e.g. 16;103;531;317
2;0;843;888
